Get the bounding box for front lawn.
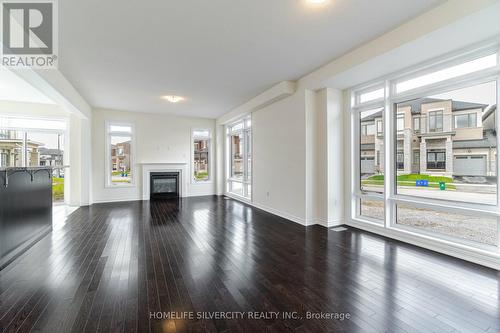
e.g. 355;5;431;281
195;171;209;180
112;170;131;176
53;177;64;201
362;174;456;190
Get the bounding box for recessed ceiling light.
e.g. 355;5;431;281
162;95;185;103
307;0;328;4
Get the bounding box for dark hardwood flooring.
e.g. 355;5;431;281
1;196;499;333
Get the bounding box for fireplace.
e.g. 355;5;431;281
150;172;180;199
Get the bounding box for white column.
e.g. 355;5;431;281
326;89;344;227
215;124;225;195
68;113;91;206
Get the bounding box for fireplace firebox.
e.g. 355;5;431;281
150;172;180;199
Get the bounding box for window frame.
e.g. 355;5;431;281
105;121;135;188
348;41;500;253
413;116;421;133
426;150;446;170
191;128;212;183
428;109;444;132
225;116;252;200
376;120;383;136
454;112;478;129
396;114;405;133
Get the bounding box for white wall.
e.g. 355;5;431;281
313;90;327;225
307;88;344;227
252;91;307;223
305;89;317;225
325;89;344;226
92;108;216;203
0;101;66;117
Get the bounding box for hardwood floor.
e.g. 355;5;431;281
1;196;499;333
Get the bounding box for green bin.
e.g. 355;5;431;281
439;182;446;190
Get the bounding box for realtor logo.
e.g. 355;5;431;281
1;0;58;68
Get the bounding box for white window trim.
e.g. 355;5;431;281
225;116;252;200
105;121;135;188
191;128;212;184
348;40;500;260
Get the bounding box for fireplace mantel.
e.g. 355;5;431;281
141;163;188;200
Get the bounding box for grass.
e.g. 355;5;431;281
53;177;64;201
396;174;453;183
195;171;209;180
362;174;456;190
112;170;131;176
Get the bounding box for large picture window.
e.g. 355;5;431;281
227;117;252;199
106;123;133;186
192;129;210;182
350;45;500;252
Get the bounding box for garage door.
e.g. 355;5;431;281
361;157;375;174
454;155;486;176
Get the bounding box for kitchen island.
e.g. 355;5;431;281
0;167;54;269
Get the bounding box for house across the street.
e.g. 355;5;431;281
360;99;497;177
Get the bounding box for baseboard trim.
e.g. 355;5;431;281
224;194;345;228
314;218;344;228
92;197;142;204
93;193;218;205
251;201;308;226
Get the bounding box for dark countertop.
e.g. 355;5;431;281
1;166;54;269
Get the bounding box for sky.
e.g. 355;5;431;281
361;81;497;121
28;132;64;150
431;81;497;108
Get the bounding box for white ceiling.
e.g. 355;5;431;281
59;0;444;118
0;68;55;104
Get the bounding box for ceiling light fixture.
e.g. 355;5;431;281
162;95;185;103
306;0;328;4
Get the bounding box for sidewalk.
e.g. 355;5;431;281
363;185;496;205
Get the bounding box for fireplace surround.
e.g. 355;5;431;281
141;163;187;200
150;172;179;199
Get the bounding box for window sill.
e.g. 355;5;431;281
105;184;136;189
191;180;213;185
348;217;500;270
225;191;252;204
228;178;250;184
